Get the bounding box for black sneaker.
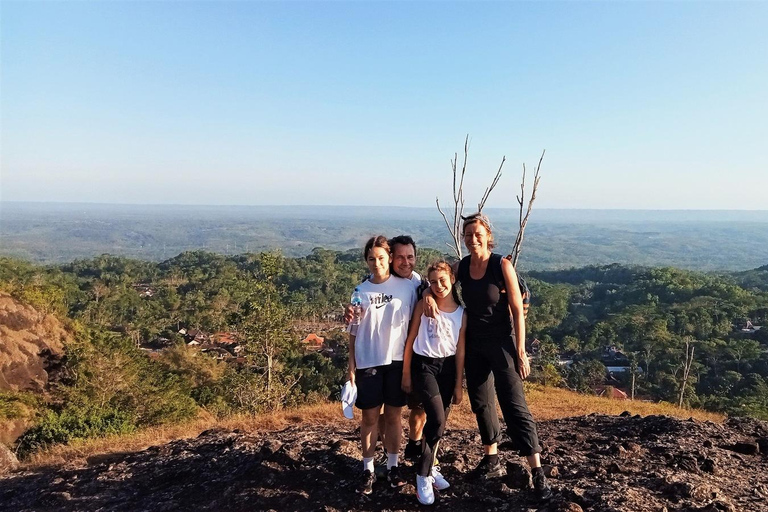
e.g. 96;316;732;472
532;470;552;500
404;439;423;462
469;456;505;480
357;469;376;495
387;466;406;488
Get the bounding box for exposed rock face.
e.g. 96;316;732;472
0;292;68;393
1;413;766;511
0;444;18;475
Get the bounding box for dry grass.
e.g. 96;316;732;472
20;385;724;470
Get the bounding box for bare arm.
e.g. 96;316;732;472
501;258;529;379
401;301;424;393
453;312;467;405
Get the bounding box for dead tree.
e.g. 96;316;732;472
677;337;696;408
510;151;544;267
436;135;543;264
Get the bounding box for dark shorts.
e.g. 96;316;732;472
355;361;407;410
407;392;424;411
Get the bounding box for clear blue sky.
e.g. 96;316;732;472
2;1;766;209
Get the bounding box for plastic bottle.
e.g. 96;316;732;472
350;287;363;326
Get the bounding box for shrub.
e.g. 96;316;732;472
16;407;136;458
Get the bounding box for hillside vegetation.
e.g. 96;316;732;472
0;248;766;459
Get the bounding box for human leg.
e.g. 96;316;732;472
418;394;446;476
465;348;502;447
490;345;541;458
382;361;407;487
490;343;551;499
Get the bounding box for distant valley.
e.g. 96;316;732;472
2;202;768;271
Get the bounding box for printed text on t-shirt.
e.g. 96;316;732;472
371;294;393;309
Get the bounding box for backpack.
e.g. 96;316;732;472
491;254;531;319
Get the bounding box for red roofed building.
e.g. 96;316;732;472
302;333;325;351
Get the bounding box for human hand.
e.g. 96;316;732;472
517;352;531;380
347;367;356;386
452;386;463;405
343;304;354;324
401;373;412;394
423;295;439;319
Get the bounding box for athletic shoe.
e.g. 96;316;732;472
387;466;406;488
431;466;450;490
469;456;505;480
357;469;376;495
404;439;423;462
416;475;436;505
533;470;552;500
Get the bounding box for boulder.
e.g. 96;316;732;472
0;443;19;474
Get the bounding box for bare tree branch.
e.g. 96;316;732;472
511;150;544;267
478;156;505;212
436;135;470;259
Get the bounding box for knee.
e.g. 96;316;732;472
383;406;402;422
361;410;380;428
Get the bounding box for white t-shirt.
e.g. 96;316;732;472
350;275;417;369
412;305;464;359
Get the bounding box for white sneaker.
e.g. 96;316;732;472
416;474;435;505
431;466;450;491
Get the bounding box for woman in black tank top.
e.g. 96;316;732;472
428;213;552;500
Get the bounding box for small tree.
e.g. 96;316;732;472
676;336;697;408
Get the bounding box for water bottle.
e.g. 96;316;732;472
350;287;363;326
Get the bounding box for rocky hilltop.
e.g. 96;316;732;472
0;292;69;446
1;413;766;512
0;292;68;394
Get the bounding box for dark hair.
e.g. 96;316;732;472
389;235;417;255
363;235;391;260
427;260;461;305
461;212;495;249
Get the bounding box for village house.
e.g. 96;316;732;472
132;283;156;298
302;333;325;351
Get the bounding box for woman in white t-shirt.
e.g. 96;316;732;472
401;261;466;506
348;235;417;495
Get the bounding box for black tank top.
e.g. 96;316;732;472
457;253;512;339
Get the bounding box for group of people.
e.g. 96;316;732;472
345;214;552;505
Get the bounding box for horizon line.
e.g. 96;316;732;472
2;200;767;213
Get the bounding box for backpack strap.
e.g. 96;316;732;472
489;253;505;293
494;253;531;319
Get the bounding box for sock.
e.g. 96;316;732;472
486;454;499;465
532;466;544;475
386;452;399;470
363;457;374;473
409;438;422;446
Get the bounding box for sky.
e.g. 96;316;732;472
1;1;766;210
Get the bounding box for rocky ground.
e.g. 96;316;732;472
1;413;767;512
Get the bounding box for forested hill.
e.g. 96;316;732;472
3;202;768;271
1;249;768;444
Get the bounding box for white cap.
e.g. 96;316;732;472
341;380;357;419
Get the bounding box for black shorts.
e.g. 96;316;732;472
355;361;407;410
407;392;424;411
